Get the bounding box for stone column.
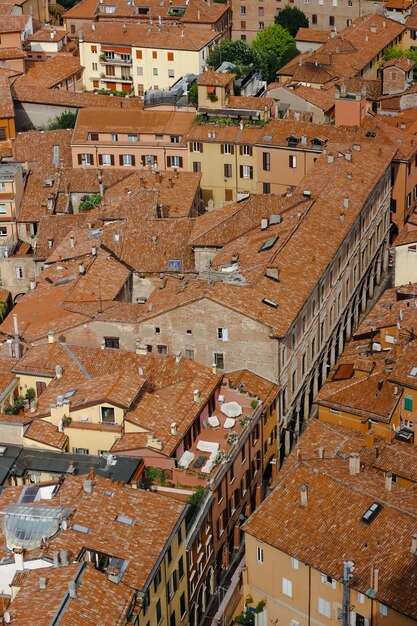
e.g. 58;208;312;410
354;301;359;328
233;523;240;550
284;429;291;457
338;326;344;355
313;367;319;397
346;313;352;341
303;386;311;422
369;270;375;299
376;258;382;285
330;341;336;368
361;285;367;314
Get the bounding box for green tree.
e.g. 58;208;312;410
79;193;102;212
188;80;198;108
0;300;8;322
275;5;309;37
252;24;298;83
206;39;258;71
46;110;78;130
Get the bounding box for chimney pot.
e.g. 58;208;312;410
48;331;55;344
193;389;200;402
68;581;78;599
385;472;392;492
300;483;308;507
318;447;325;459
212;363;217;374
70;235;75;249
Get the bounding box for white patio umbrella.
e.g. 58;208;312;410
220;401;242;418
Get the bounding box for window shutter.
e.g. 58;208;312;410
167;156;172;167
200;143;203;153
179;157;183;168
239;145;243;156
224;164;228;177
77;154;82;165
240;165;243;178
131;155;136;167
110;154;114;166
119;155;124;166
98;154;103;165
231;145;234;155
190;143;193;153
249;166;253;179
221;144;224;154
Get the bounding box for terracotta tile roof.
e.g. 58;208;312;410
187;123;264;144
20;54;82;89
8;562;135;626
35;214;92;260
0;47;26;60
281;83;336;112
394;226;417;246
72;107;195;145
295;28;330;43
0;357;17;402
243;461;417;620
0;15;28;32
374;443;417;482
0;413;32;425
0;288;11;303
336;77;382;99
226;95;274;111
279;15;404;82
385;0;412;8
80;21;219;51
23;418;68;450
13;129;73;169
225;369;279;408
384;55;415;71
353;286;417;336
198;71;235;87
110;432;150;452
41;475;186;591
28;27;68;42
64;0;229;24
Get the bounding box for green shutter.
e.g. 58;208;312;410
404;395;413;411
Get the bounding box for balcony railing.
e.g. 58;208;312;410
100;75;133;83
99;56;132;66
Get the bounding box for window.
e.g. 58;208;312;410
157;345;168;354
0;227;7;237
218;327;229;341
380;604;388;617
167;546;172;564
191;141;202;152
348;0;352;5
358;592;365;604
291;557;299;569
240;5;246;13
73;447;89;454
241;144;252;156
282;577;292;597
312;13;317;23
405;395;413;411
100;154;113;166
224;164;232;178
121;154;134;166
0;204;6;215
104;337;119;349
241;20;246;29
171;135;180;143
153;68;158;76
91;45;97;53
193;162;201;173
289;155;297;168
167;51;174;61
111;133;118;142
185;349;194;360
101;406;115;424
321;573;336;588
156;599;162;624
214;352;225;370
259;6;264;14
128;134;138;142
152;50;158;59
263;182;271;194
241;165;253;179
180;593;186;619
178;555;184;579
168;259;182;270
259;21;264;29
92;62;98;71
256;546;264;563
318;598;331;618
222;143;234;155
137;66;143;76
15;267;23;280
167;156;183;168
329;15;335;25
263;152;270;171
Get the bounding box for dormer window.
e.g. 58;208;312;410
101;406;115;424
286;135;300;147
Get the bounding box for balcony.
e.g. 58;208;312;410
100;75;133;83
99;55;132;66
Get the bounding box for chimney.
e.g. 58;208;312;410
175;352;182;364
343;196;349;209
55;365;63;379
394;386;398;395
83;479;93;494
385;472;392;492
373;568;379;593
91;245;97;256
411;533;417;554
377;379;383;391
79;262;85;275
60;550;68;566
48;331;55;344
70;235;75;249
318;447;325;459
13;547;24;572
345;152;352;161
48;237;54;249
193;389;200;402
53;551;60;568
170;422;177;435
159;275;166;289
136;342;148;356
339;213;345;223
29;278;36;290
98;173;104;197
68;581;78;599
261;217;268;230
212;363;217;374
365;429;375;448
39;577;47;590
300;483;308;507
327;155;334;164
101;339;105;350
349;452;360;475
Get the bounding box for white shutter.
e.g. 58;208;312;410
222;328;229;342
